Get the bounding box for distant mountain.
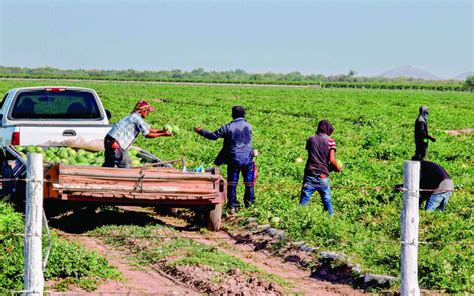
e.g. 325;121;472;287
454;71;473;80
378;66;441;80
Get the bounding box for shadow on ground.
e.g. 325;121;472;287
46;203;172;233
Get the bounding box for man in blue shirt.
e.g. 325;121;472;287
103;100;171;168
195;106;255;213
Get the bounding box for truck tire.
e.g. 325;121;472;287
1;161;25;211
207;204;222;231
1;161;15;199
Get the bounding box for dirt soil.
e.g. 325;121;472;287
47;206;366;295
446;128;474;136
52;234;199;295
182;231;363;295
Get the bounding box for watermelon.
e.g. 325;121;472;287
77;149;87;157
171;125;180;135
129;148;139;156
67;148;77;157
163;124;180;135
26;146;36;153
270;217;281;225
58;150;69;159
336;159;343;169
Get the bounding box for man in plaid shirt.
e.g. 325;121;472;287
103;100;172;168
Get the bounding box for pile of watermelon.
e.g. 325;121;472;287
14;146;145;167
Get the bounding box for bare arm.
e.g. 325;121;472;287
329;149;341;172
144;130;172;138
149;127;162;133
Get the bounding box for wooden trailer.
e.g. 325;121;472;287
42;164;226;230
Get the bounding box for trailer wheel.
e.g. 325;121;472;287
207;204;222;231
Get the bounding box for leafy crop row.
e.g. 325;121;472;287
0;80;472;292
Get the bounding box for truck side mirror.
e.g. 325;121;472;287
105;109;112;120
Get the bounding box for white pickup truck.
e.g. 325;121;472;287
0;86;225;230
0;86;114;206
0;86;111;148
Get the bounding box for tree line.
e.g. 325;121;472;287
0;66;471;91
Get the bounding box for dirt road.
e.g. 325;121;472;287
48;207;365;295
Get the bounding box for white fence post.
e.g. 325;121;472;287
24;153;44;296
401;160;420;296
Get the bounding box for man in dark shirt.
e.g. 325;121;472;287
299;120;342;215
195;106;255;213
420;160;453;212
412;106;436;160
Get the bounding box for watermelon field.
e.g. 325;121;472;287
0;79;473;292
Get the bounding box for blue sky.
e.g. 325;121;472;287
0;0;472;78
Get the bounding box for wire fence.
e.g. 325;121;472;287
1;232;473;246
0;169;472;294
1;175;472;246
1;177;472;193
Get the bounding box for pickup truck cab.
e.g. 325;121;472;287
0;86;111;147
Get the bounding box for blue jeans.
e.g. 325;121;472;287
227;162;255;209
300;174;334;215
425;191;451;212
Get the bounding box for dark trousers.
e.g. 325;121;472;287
412;142;428;160
102;136;131;168
227;162;255;209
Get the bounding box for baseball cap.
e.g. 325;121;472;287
134;100;156;112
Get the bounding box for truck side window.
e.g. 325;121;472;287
0;92;8;126
0;92;8;110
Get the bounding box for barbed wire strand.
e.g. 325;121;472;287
1;177;471;193
1;231;473;247
42;208;52;272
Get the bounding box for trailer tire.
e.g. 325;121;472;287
207;204;222;231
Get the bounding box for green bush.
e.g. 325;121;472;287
0;201;120;292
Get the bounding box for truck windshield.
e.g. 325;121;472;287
10;90;102;119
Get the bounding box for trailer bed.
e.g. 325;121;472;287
43;164;226;230
45;164;225;203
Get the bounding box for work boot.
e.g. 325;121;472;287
225;208;237;220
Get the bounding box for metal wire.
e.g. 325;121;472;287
1;177;471;193
42;209;52;273
1;231;472;246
